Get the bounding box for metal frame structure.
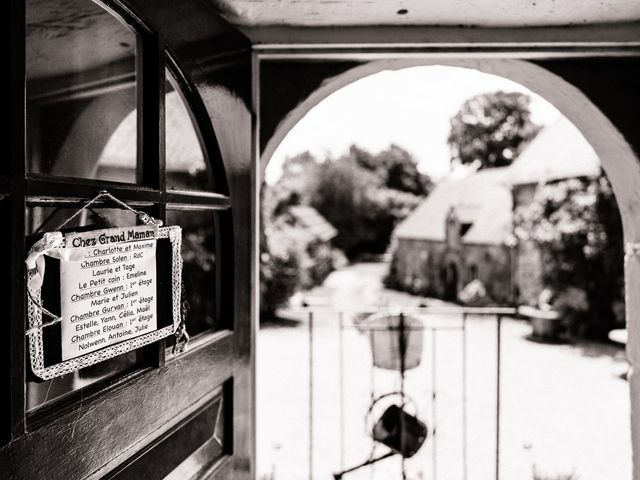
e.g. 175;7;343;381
304;306;515;480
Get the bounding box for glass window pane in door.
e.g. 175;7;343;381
26;0;138;183
25;206;152;411
165;71;213;191
166;209;218;338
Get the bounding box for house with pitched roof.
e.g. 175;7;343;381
387;116;600;305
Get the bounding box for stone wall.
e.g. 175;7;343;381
464;243;513;304
388;238;447;297
389;238;513;304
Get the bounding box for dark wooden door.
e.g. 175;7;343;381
2;0;254;478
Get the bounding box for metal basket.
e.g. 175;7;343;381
363;312;424;371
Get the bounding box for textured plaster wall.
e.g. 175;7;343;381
390;238;512;303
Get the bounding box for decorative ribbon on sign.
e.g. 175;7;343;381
25;232;84;335
24;190;188;380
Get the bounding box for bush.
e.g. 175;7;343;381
260;144;431;312
279;225;335;290
514;175;624;339
459;279;493;306
260;230;302;317
260;217;345;315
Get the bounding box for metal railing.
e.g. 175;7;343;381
301;306;516;480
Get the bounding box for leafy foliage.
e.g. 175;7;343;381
260;145;431;313
514;174;624;338
350;144;431;196
259;229;302;317
264;152;320;218
260;152;341;315
310;145;431;258
448;91;540;170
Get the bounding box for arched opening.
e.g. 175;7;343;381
258;60;640;479
444;262;459;302
261;59;640;240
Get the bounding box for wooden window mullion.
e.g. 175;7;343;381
25;176;162;204
139;31;163;192
8;194;26;441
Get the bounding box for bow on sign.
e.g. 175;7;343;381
25;231;86;333
25;232;84;291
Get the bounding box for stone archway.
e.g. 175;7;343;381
260;57;640;476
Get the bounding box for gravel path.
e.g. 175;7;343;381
258;263;631;480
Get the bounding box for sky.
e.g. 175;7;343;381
265;65;562;185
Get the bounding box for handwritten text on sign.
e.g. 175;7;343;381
60;226;159;361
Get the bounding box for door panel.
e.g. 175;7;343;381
108;390;228;480
6;332;236;478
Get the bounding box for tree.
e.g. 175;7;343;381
354;144;432;196
309;154;378;257
309;146;427;258
448;91;540;170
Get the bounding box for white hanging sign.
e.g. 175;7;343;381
26;219;185;381
59;225;159;361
